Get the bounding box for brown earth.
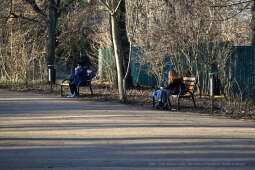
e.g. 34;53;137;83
7;79;255;120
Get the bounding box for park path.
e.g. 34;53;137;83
0;89;255;170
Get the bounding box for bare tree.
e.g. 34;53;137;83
10;0;78;67
0;0;47;82
98;0;127;102
210;0;252;45
128;0;244;95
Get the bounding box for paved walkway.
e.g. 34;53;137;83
0;89;255;170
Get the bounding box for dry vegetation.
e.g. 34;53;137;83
6;80;255;121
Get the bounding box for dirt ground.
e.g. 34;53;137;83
7;80;255;120
1;88;255;170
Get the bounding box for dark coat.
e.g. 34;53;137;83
166;79;185;94
70;66;88;85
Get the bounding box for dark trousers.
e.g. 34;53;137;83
158;89;168;104
69;82;77;94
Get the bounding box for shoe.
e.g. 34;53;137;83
67;93;76;98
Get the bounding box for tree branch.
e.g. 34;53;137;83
210;2;250;22
99;0;114;15
9;12;45;26
57;0;74;17
99;0;122;15
23;0;47;20
211;0;252;8
113;0;122;14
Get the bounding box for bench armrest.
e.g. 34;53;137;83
61;79;70;85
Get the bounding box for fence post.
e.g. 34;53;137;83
209;72;215;113
48;65;56;92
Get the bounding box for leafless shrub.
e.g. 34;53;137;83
221;79;250;116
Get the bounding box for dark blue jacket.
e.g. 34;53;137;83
70;66;88;85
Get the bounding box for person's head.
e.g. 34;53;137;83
77;62;84;69
168;69;178;84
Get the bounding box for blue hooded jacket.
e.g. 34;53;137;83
70;66;88;85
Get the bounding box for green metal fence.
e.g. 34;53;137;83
101;46;255;98
231;46;255;98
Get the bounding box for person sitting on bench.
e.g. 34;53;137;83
67;62;88;98
165;69;184;94
155;68;184;109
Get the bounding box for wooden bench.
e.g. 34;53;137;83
60;69;94;96
168;77;197;111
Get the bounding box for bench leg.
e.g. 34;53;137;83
192;94;196;108
61;85;63;96
90;85;93;95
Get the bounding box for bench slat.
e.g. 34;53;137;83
173;77;197;110
183;77;196;81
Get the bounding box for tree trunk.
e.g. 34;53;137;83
47;0;57;66
115;0;132;88
251;0;255;45
111;14;126;102
109;14;118;89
